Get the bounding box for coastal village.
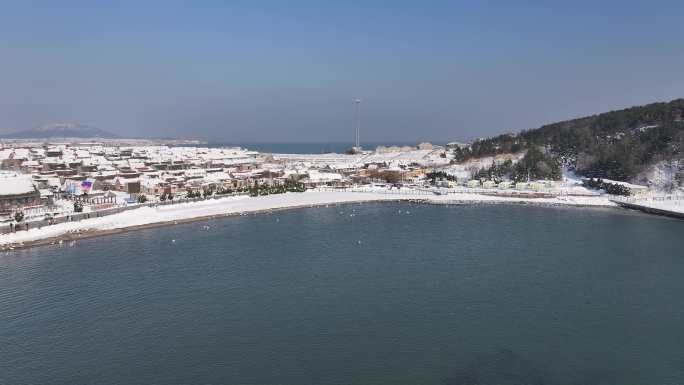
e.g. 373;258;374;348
0;142;442;223
0;139;680;247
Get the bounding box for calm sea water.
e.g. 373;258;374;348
1;204;683;385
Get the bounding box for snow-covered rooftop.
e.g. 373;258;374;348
0;174;37;196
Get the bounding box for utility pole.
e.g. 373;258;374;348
354;98;362;151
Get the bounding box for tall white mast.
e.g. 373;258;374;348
354;98;362;149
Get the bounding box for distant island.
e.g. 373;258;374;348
0;122;204;146
2;123;120;139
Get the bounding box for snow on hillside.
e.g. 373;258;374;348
442;152;526;180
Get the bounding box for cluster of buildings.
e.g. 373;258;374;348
0;140;659;224
0;143;451;221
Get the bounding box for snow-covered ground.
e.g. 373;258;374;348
0;189;615;247
428;192;612;207
441;153;526;180
639;200;684;214
614;194;684;215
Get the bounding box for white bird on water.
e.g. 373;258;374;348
171;239;176;243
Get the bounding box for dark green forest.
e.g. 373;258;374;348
453;99;684;181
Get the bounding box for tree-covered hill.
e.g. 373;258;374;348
453;99;684;182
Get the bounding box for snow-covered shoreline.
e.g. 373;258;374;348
610;194;684;218
0;190;616;249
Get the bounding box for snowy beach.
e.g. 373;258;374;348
611;194;684;218
0;189;616;249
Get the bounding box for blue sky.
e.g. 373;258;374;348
1;0;683;143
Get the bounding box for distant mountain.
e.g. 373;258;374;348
2;123;119;139
453;98;684;183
